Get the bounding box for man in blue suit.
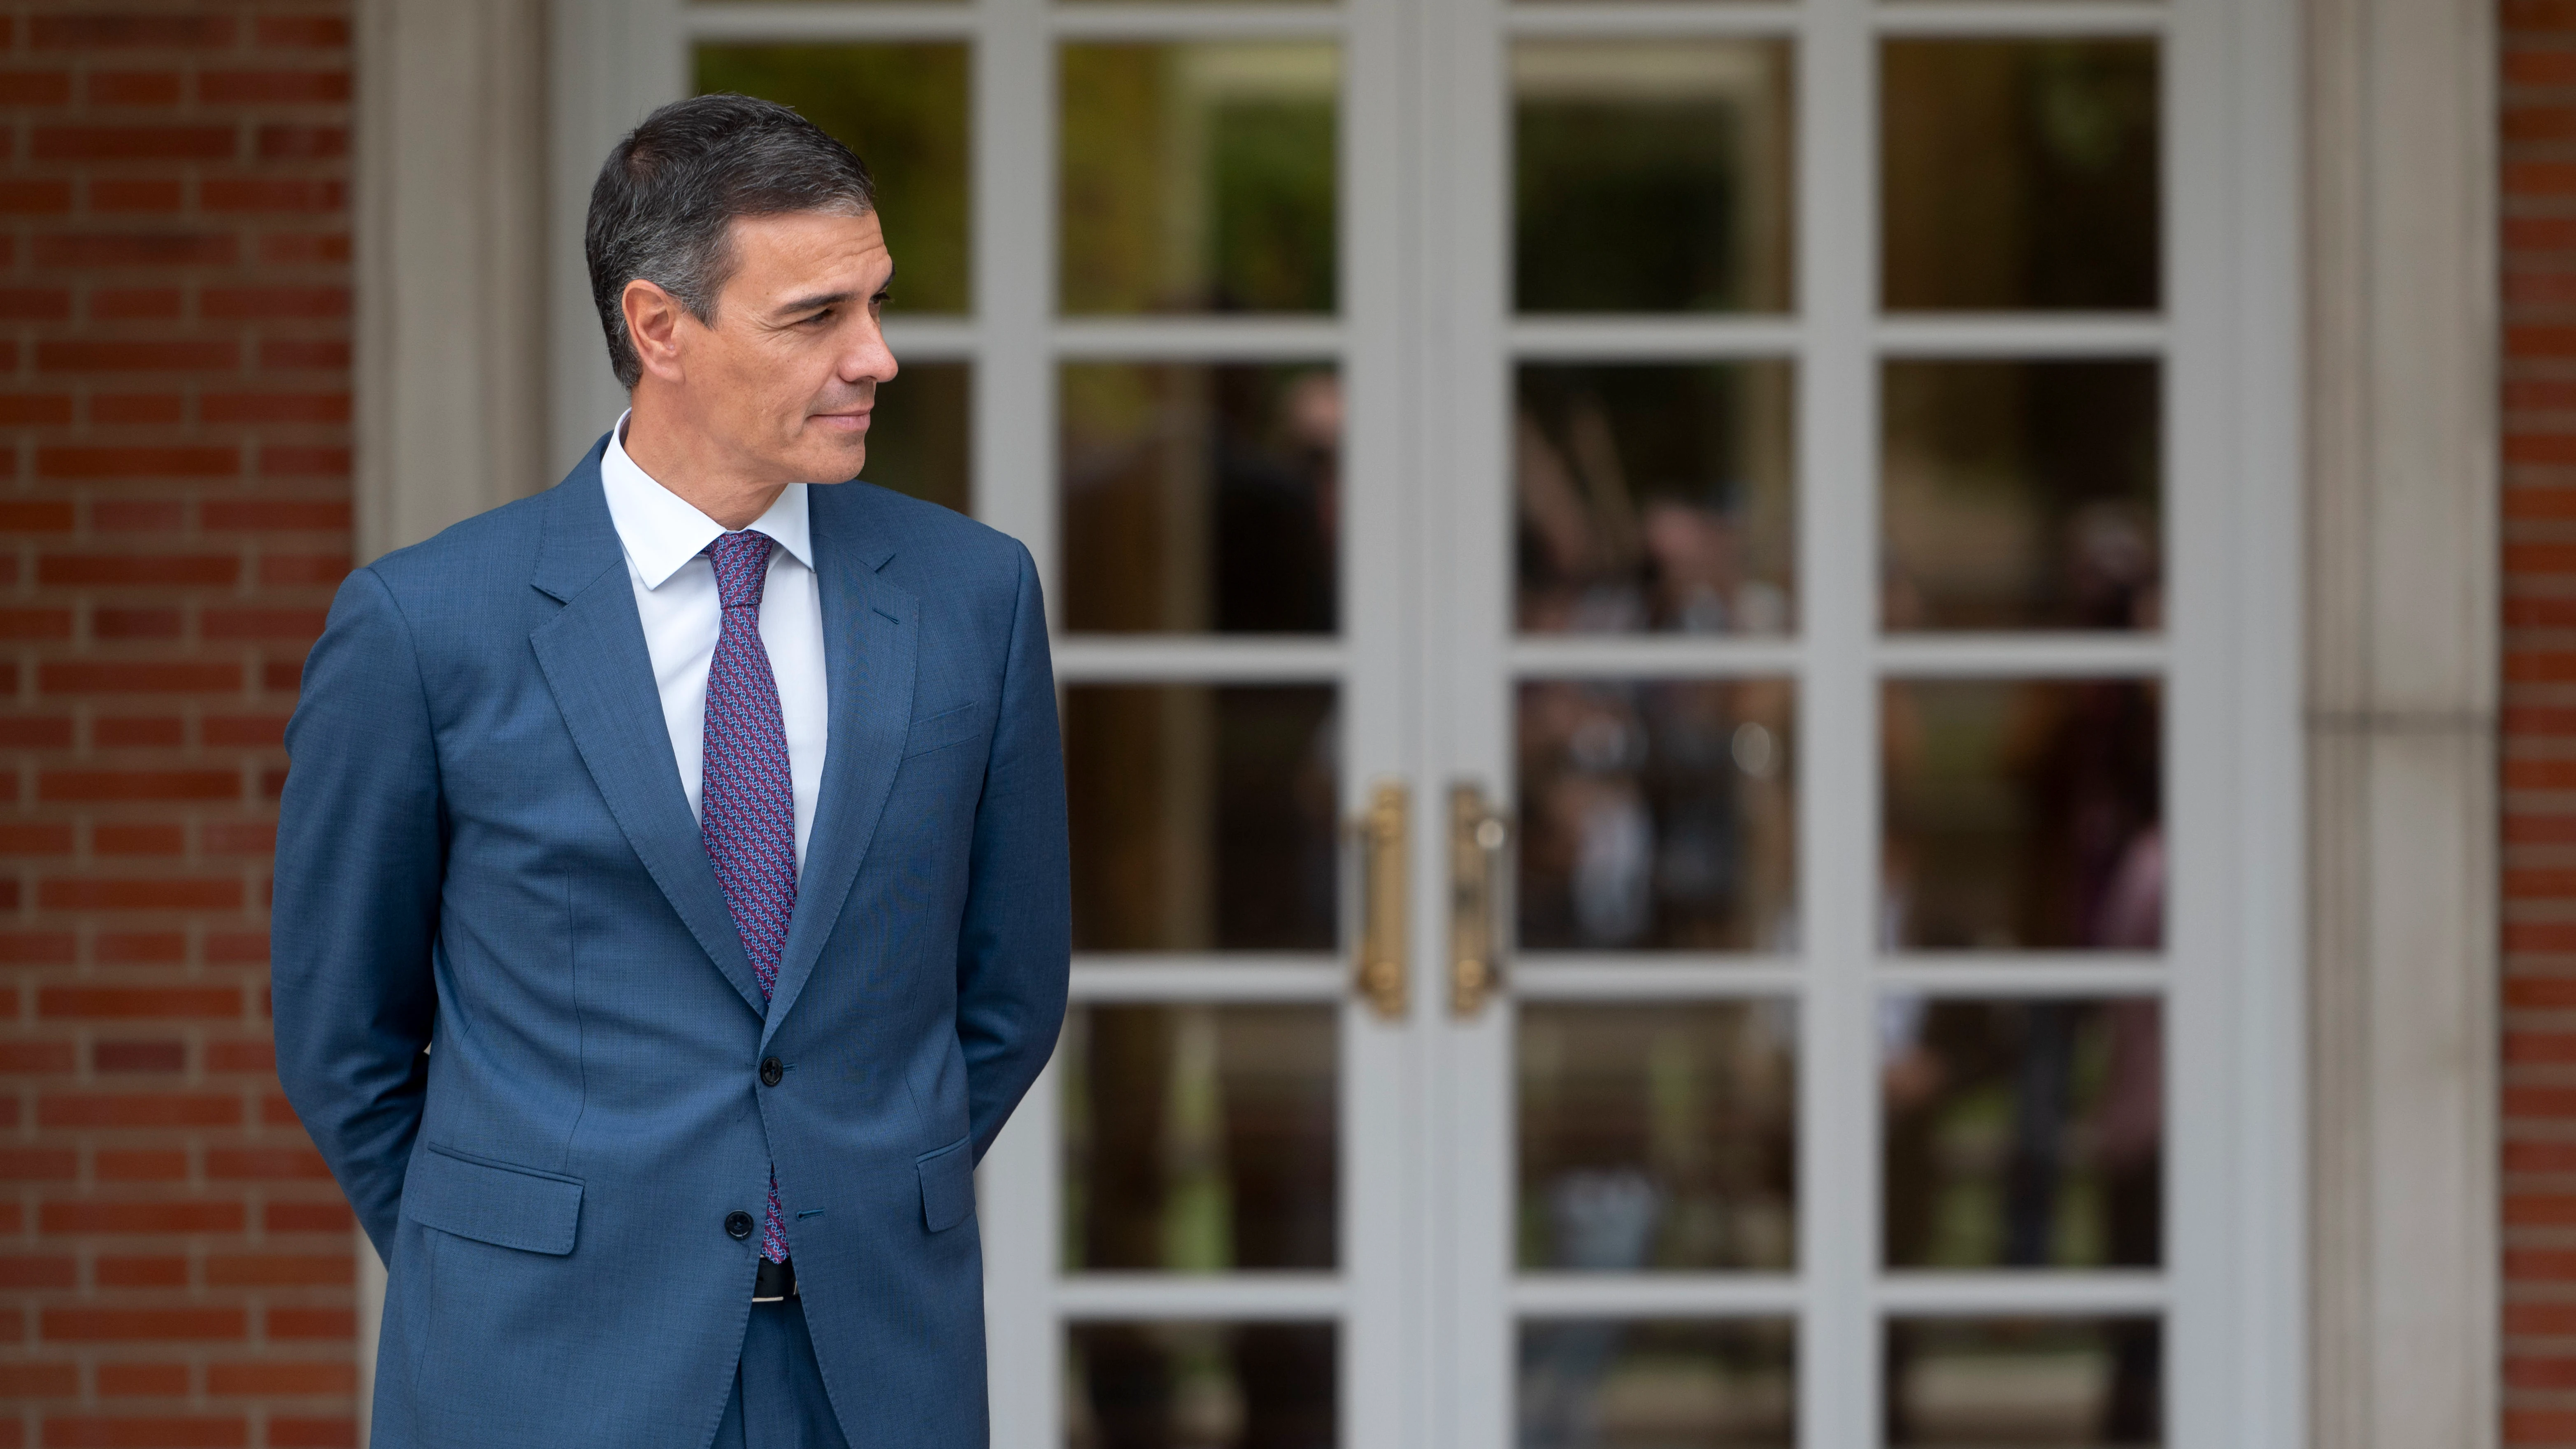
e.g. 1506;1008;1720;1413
272;95;1069;1448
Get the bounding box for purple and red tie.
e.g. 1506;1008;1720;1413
700;529;797;1264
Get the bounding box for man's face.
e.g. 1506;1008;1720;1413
639;208;897;486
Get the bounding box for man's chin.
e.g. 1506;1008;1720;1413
788;437;868;484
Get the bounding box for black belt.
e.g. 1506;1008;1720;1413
753;1256;798;1302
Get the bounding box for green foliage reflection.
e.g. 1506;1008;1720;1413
1061;43;1337;314
695;43;972;314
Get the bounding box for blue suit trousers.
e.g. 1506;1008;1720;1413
715;1300;851;1449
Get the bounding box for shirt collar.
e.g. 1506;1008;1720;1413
599;410;815;590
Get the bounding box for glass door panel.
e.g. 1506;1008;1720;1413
1515;679;1799;953
1059;41;1340;315
1511;40;1797;314
1062;1003;1339;1272
1064;684;1341;953
1879;360;2161;633
1514;362;1798;637
1521;1319;1798;1448
1880;679;2162;953
1060;362;1341;635
1883;1317;2160;1447
1878;40;2160;313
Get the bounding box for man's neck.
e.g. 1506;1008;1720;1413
621;403;788;531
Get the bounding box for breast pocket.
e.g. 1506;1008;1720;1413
902;702;987;760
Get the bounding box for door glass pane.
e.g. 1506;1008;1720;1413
1516;362;1795;636
1518;679;1796;951
1061;42;1338;314
1514;40;1794;314
1881;679;2161;952
1065;685;1338;952
1067;1321;1337;1448
1882;361;2160;632
694;44;971;314
1062;1005;1338;1272
1062;362;1340;634
1880;997;2162;1269
1518;1002;1797;1271
860;360;971;514
1520;1319;1796;1448
1885;1317;2162;1446
1881;41;2159;312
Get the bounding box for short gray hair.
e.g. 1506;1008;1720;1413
584;93;876;390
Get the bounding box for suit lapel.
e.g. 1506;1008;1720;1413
528;451;766;1019
763;488;915;1048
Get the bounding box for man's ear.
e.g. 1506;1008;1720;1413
622;279;691;385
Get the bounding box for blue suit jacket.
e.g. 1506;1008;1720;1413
271;439;1070;1448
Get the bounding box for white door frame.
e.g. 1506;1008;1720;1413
543;1;2306;1443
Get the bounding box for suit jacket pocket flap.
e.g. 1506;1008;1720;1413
902;703;984;759
917;1135;974;1233
405;1146;583;1256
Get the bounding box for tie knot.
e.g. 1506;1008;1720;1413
706;530;773;610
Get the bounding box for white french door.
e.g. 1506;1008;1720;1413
549;0;2302;1442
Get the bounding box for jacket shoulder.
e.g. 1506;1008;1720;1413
365;491;551;592
828;483;1029;591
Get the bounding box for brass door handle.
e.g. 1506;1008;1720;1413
1353;780;1409;1020
1449;782;1510;1018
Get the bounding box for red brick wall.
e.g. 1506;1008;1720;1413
0;5;355;1447
2511;9;2576;1445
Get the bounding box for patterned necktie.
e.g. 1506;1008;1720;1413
700;529;796;1263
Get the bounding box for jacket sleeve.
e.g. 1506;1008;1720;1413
271;566;444;1260
955;541;1072;1162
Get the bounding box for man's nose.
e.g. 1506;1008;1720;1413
841;327;897;384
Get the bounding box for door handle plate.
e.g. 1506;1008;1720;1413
1450;782;1510;1018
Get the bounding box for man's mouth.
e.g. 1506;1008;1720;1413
811;409;872;435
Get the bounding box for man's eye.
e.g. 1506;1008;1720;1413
802;310;833;326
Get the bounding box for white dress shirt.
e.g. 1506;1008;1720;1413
600;414;828;870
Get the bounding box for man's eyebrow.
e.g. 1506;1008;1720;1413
772;289;856;319
769;269;895;319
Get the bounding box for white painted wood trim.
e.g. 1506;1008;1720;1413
2303;0;2501;1444
353;0;550;564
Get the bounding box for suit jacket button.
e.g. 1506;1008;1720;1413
760;1056;784;1088
725;1211;755;1241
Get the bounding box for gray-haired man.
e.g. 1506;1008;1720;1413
272;93;1070;1449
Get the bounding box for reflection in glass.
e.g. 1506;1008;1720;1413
1518;679;1795;951
1881;41;2159;312
1062;1005;1337;1272
1520;1319;1795;1449
1883;361;2159;631
1881;680;2161;951
1517;363;1795;636
1514;40;1793;313
1062;363;1339;633
1518;1003;1797;1271
1881;998;2162;1270
1886;1317;2160;1446
859;360;970;514
1061;43;1338;314
1065;685;1337;951
695;44;971;314
1067;1321;1336;1449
